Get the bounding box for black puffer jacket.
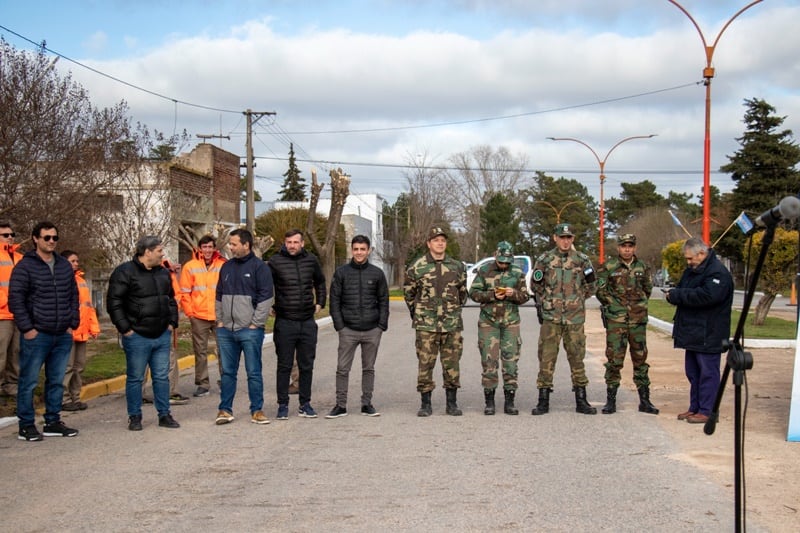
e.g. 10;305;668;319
107;256;179;338
669;249;733;353
330;259;389;332
8;250;79;335
268;247;326;321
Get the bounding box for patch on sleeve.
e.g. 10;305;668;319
533;269;543;282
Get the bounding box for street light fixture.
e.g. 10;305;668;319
547;135;656;264
667;0;764;245
535;200;582;224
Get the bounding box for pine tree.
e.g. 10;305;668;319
279;143;306;201
722;98;800;217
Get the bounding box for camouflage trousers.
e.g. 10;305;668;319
536;322;588;389
604;322;650;388
477;322;521;391
415;330;463;392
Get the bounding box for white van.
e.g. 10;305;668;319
466;255;533;305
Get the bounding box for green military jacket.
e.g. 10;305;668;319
404;252;467;332
469;260;530;326
530;247;596;325
596;255;652;324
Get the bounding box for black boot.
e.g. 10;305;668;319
503;389;519;415
601;386;618;414
483;389;495;416
417;391;432;417
575;386;597;415
531;388;550;415
638;386;659;415
445;388;462;416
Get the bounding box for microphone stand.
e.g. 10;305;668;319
705;223;777;532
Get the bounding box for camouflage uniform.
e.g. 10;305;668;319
596;254;652;388
404;251;467;393
530;247;596;389
469;260;529;391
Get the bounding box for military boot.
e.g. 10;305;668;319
531;388;550;415
601;386;618;414
483;389;495;416
637;386;660;415
417;391;432;417
445;388;462;416
503;389;519;415
575;386;597;415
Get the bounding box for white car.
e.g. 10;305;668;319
466;255;533;305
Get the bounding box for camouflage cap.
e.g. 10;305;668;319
554;222;574;237
618;233;636;245
427;226;448;240
495;241;514;263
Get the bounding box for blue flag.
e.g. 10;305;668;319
668;210;682;227
735;212;754;234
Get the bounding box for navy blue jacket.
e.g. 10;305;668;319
669;249;734;353
268;247;326;321
330;259;389;332
9;250;79;335
215;252;274;331
107;256;179;338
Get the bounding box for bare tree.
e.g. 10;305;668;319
306;168;350;285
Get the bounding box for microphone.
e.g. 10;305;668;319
754;196;800;227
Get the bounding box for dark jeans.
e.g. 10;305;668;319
17;331;72;428
274;317;317;405
122;330;171;417
684;350;721;416
217;326;265;414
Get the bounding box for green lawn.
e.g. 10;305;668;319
647;299;796;339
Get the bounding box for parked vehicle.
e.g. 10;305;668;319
465;255;533;305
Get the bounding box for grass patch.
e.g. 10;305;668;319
390;288;404;298
648;299;796;339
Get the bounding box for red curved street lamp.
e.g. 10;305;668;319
535;200;582;224
667;0;764;245
547;135;656;264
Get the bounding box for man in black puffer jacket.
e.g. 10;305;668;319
107;235;180;432
9;221;79;441
665;237;733;425
269;229;326;420
325;235;389;419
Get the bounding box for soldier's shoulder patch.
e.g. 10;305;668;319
597;278;606;287
532;269;544;282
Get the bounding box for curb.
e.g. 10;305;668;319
648;316;796;349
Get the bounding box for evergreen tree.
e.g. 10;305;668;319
479;193;521;254
278;143;306;201
722;98;800;217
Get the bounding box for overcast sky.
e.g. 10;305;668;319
2;0;798;206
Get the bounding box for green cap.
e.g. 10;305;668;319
495;241;513;263
618;233;636;245
554;223;574;237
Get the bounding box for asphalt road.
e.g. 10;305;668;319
1;301;750;532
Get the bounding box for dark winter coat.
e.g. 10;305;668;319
107;256;179;338
669;249;734;353
215;251;273;331
8;250;79;335
330;258;389;332
268;247;326;322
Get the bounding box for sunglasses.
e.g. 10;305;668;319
40;235;59;242
0;232;14;238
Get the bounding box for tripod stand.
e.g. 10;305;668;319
705;223;777;532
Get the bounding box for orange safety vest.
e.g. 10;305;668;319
161;260;183;311
179;249;226;321
0;242;22;321
73;270;100;341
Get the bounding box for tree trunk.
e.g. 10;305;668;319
306;168;350;287
752;292;776;326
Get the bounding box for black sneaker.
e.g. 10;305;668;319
361;404;380;417
169;394;190;405
142;397;154;404
128;415;143;431
42;420;79;437
158;414;180;429
18;425;43;442
62;401;81;412
193;387;210;397
325;405;348;419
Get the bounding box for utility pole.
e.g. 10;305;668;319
244;109;276;232
196;133;230;146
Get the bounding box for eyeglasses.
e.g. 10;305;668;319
40;235;59;242
0;232;14;238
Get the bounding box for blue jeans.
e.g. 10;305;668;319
122;330;171;417
17;331;73;428
217;327;265;414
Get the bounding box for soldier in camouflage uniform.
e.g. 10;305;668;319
530;222;597;415
403;226;467;417
596;234;659;415
468;241;529;415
